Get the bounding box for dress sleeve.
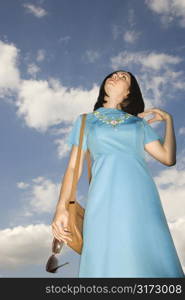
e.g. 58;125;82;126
142;118;163;145
66;114;88;151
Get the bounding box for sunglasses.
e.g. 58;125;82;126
45;238;69;273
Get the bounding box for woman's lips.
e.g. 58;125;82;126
108;79;116;85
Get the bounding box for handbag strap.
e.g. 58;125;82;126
69;113;92;204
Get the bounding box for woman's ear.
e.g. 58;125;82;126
126;89;130;98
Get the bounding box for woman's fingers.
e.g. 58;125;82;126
55;219;72;233
52;222;72;237
147;116;158;124
52;227;72;243
52;223;72;241
52;227;63;242
61;228;72;237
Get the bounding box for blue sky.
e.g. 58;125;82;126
0;0;185;277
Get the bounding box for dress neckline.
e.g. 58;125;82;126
95;107;126;113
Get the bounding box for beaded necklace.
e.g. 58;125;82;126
93;110;133;129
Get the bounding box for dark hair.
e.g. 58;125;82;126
93;70;145;116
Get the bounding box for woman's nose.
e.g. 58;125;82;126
112;73;118;79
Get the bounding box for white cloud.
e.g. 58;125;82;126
0;224;68;270
27;63;40;77
36;49;46;62
17;182;30;189
16;175;87;218
23;3;48;18
168;217;185;269
111;50;182;71
141;53;180;70
29;178;59;214
123;30;141;43
0;40;21;98
112;9;137;40
179;127;185;135
154;168;185;221
17;177;60;215
127;8;137;27
112;24;123;40
145;0;185;28
176;148;185;171
54;137;71;159
16;77;99;132
59;36;71;44
83;50;100;63
146;0;172;14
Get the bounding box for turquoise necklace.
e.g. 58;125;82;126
93;110;133;128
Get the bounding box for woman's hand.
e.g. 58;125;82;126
51;208;72;244
137;107;172;124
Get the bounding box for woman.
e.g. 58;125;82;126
51;70;184;278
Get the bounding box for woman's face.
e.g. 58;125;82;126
104;71;131;100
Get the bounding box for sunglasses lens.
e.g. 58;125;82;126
46;254;59;273
46;254;70;273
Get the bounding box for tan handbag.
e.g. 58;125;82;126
46;114;92;273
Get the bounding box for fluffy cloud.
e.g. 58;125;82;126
22;3;48;18
123;30;141;43
16;176;87;219
16;78;99;132
145;0;185;28
17;177;60;215
0;41;21;98
168;217;185;271
111;50;182;71
83;50;100;63
27;63;41;77
36;49;46;62
154;168;185;221
0;224;54;269
0;37;98;132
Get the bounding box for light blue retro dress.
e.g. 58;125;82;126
66;107;184;278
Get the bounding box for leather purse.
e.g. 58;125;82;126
46;113;92;273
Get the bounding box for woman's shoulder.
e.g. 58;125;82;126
75;112;95;126
79;111;95;120
135;115;144;122
79;111;94;116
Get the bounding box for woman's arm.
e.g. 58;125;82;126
138;108;176;166
51;145;86;243
144;116;176;166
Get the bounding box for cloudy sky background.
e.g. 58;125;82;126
0;0;185;277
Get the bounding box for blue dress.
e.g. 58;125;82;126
66;107;184;278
